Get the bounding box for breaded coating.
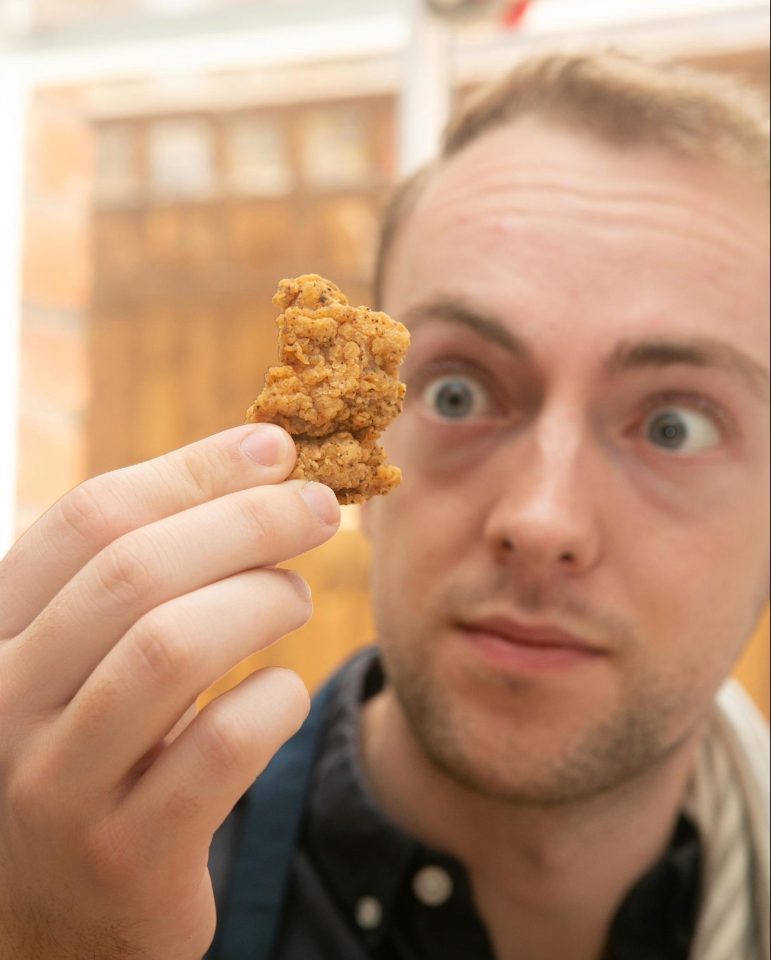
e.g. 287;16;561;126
245;275;410;504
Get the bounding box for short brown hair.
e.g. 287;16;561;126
374;49;770;306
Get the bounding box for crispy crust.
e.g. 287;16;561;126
245;275;410;504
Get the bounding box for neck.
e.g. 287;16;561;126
361;687;703;960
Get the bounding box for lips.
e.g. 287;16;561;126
461;615;602;652
455;614;606;673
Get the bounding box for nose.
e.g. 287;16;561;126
483;409;603;576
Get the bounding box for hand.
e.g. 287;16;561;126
0;424;340;959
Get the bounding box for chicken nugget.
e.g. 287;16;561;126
245;275;410;504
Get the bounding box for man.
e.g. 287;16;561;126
0;49;768;960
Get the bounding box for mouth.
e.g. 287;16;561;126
454;615;607;673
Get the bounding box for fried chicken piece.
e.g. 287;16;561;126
245;275;410;504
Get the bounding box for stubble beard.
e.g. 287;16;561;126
376;594;695;809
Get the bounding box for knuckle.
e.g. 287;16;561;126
94;535;155;610
197;709;249;771
57;477;120;548
240;494;280;544
5;736;94;836
174;446;220;504
130;611;191;687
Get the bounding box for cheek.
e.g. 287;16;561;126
609;436;769;613
624;497;769;685
373;479;470;577
372;429;486;583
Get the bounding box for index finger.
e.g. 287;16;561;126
0;423;295;638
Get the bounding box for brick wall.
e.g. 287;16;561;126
17;88;94;536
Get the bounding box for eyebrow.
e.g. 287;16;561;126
402;297;769;402
401;297;528;356
607;338;770;401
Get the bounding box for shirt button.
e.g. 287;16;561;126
355;895;383;930
412;865;454;906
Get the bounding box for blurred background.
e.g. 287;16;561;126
0;0;768;711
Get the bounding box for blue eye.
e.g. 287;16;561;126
644;407;720;453
423;376;489;420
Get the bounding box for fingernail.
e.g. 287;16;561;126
287;571;312;603
300;482;340;527
240;424;287;466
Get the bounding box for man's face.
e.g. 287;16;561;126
365;118;770;804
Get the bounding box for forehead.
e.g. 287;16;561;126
408;119;767;253
385;119;769;356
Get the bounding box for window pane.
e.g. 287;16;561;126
300;108;372;190
147;118;215;199
224;115;294;196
